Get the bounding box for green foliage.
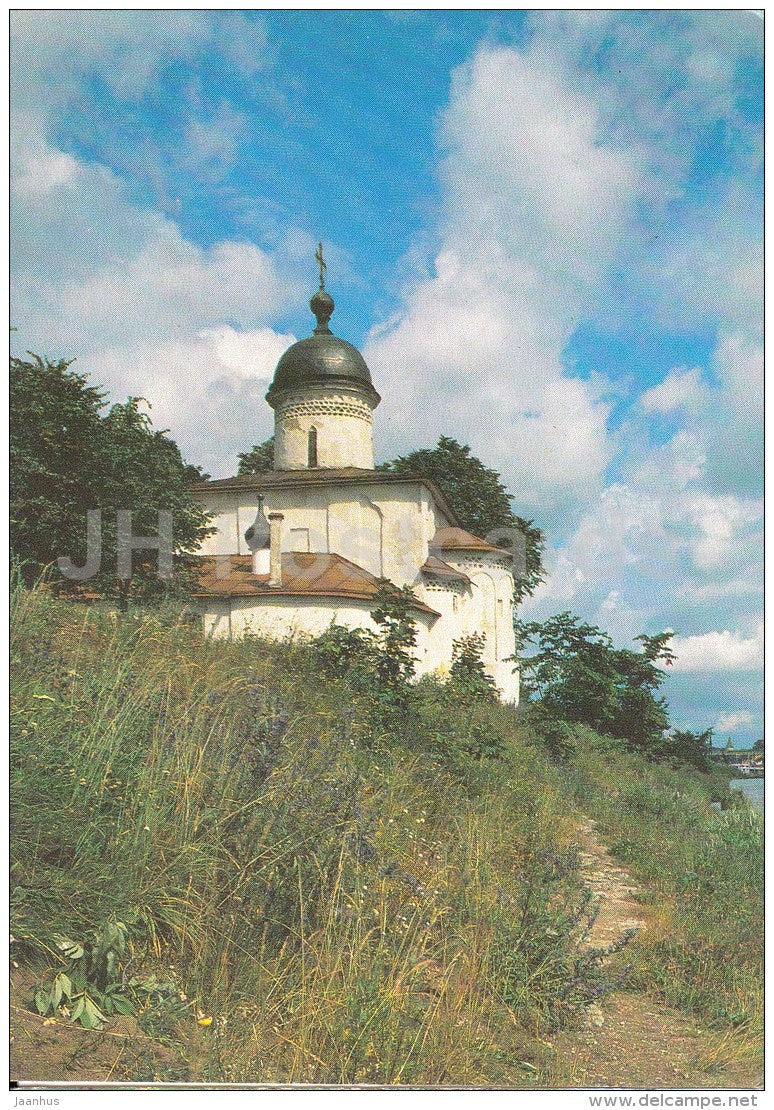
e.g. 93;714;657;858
11;580;588;1082
448;634;498;704
515;612;675;755
369;582;420;689
378;436;544;603
10;582;761;1083
487;849;633;1030
237;436;275;474
663;727;714;771
10;354;213;599
11;354;104;576
33;921;133;1028
562;734;762;1036
310;590;510;763
523;704;579;764
310;586;418;691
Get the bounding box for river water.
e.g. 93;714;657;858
730;777;764;811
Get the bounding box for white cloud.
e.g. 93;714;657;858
87;327;292;475
640;367;704;414
10;11;213;110
10;11;272;115
183;105;247;184
530;10;762;190
686;493;762;571
366;43;641;519
523;437;762;660
364;27;760;746
11;131;303;476
670;624;763;673
715;710;754;733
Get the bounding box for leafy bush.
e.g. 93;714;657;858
32;921;135;1028
448;634;498;704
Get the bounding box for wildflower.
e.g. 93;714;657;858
197;1016;213;1027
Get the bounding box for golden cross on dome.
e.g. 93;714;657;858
315;241;327;290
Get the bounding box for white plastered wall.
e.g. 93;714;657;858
273;385;376;470
192;480;518;702
194;480;436;584
199;594;437;672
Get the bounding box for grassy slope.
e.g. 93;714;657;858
10;586;763;1084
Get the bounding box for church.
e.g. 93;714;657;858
190;257;520;703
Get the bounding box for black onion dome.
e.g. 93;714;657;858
266;286;380;408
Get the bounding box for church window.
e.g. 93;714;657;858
289;527;311;552
308;426;318;468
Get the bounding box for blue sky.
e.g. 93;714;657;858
10;10;763;745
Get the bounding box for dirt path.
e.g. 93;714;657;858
546;819;762;1090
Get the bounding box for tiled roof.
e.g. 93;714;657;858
190;469;460;527
430;526;513;557
192;552;441;616
421;555;472;584
191;468;375;491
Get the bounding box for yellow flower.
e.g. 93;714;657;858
197;1016;213;1027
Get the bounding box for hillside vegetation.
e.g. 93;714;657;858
10;583;763;1085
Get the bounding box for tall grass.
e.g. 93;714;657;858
10;583;763;1083
11;584;597;1084
563;731;763;1048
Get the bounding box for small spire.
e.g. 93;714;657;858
310;240;334;334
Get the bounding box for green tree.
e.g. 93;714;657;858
379;436;543;603
664;728;714;771
11;355;104;577
238;436;275;475
514;612;675;755
10;354;212;600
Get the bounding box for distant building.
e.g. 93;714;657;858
190;265;520;701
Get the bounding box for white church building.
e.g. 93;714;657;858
191;269;519;702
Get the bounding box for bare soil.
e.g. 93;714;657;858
10;970;189;1085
